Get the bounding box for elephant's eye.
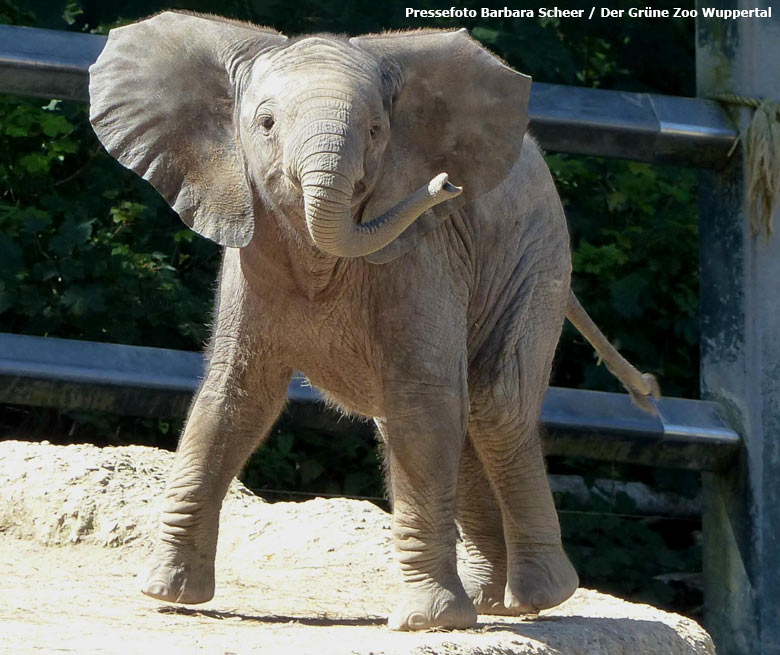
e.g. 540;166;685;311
257;112;275;134
369;122;382;140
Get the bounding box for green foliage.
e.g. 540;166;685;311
0;95;219;347
241;428;385;499
550;156;700;399
556;485;701;614
0;0;33;24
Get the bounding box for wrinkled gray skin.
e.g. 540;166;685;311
89;12;659;631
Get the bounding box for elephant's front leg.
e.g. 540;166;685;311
142;363;289;604
377;375;477;631
142;257;291;604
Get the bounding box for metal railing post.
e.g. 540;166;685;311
697;3;780;653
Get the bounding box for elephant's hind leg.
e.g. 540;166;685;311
465;280;577;614
458;430;578;616
463;416;578;614
456;435;512;614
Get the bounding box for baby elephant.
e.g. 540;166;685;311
89;11;658;630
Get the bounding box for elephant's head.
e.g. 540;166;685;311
89;12;531;261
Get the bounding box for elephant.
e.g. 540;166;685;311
88;11;659;631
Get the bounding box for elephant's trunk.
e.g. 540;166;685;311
295;119;461;258
302;171;462;258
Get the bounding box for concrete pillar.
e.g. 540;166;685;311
696;2;780;653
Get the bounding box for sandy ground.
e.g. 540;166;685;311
0;440;715;655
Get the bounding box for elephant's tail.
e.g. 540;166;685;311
566;290;661;415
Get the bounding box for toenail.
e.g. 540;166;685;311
145;582;167;596
408;612;428;629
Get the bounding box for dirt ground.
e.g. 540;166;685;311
0;440;715;655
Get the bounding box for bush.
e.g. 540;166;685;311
0;94;218;348
551;157;699;399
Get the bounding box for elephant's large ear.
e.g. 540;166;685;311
350;29;531;263
89;12;287;247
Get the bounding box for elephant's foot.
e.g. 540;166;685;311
504;545;578;613
458;555;514;615
140;545;215;604
467;581;513;616
389;579;477;631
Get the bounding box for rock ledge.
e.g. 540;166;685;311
0;440;714;655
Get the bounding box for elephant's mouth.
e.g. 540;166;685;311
350;181;375;224
353;197;370;224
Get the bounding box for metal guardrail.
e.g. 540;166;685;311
0;24;737;167
0;25;104;102
541;387;738;472
529;84;736;167
0;331;318;417
0;333;740;472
